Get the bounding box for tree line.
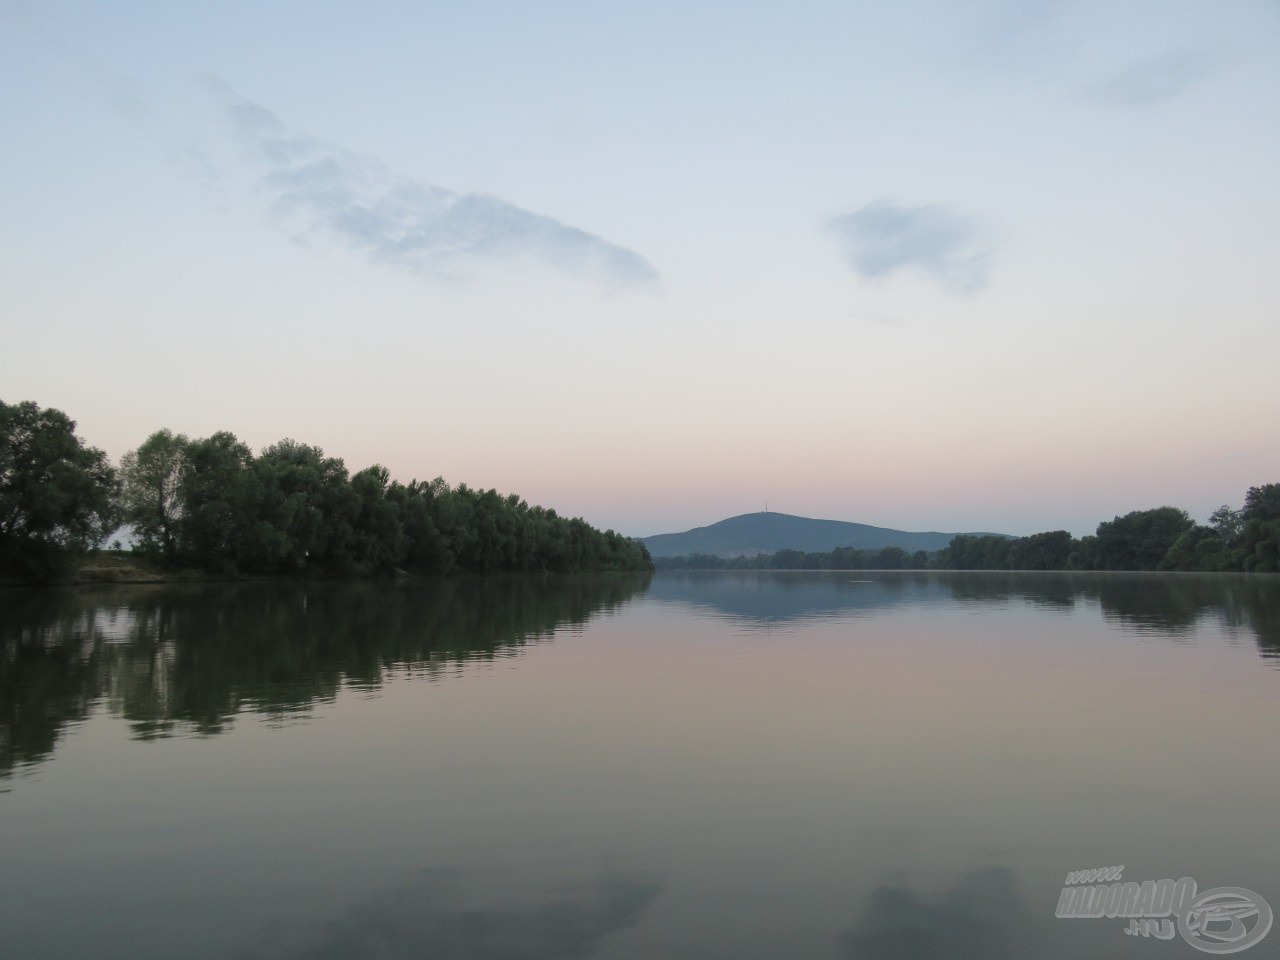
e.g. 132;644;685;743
936;493;1279;572
0;399;652;580
655;489;1280;573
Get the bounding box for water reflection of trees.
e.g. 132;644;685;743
944;572;1280;656
650;571;1280;660
0;590;109;781
0;575;649;778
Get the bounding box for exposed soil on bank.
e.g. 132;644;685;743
72;552;208;584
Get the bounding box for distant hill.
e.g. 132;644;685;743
641;512;1009;558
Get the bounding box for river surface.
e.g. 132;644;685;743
2;572;1278;959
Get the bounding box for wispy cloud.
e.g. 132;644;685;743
207;80;658;288
1088;49;1207;106
829;201;992;294
1;1;151;125
966;0;1073;78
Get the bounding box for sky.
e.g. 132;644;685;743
2;0;1278;538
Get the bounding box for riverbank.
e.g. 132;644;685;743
0;552;393;587
4;552;654;587
74;552;230;584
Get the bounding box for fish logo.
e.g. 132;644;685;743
1178;887;1273;954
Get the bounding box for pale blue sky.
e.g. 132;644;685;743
3;0;1278;537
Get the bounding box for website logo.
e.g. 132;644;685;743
1178;887;1273;955
1055;866;1272;954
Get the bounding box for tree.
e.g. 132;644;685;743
939;534;1013;569
1208;505;1243;544
873;546;908;569
247;439;351;573
1093;507;1193;571
179;431;256;572
1238;484;1280;572
0;400;117;579
1006;530;1076;570
119;429;189;559
1067;535;1099;570
349;465;406;573
1160;525;1224;571
1242;485;1280;524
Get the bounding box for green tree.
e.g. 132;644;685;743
179;431;256;572
246;439;353;573
1208;505;1243;544
1006;530;1076;570
389;479;451;574
119;429;190;559
873;546;909;569
0;400;117;579
1093;507;1193;571
939;534;1013;569
1067;535;1099;570
1243;484;1280;523
1238;484;1280;572
349;465;406;573
1161;525;1227;571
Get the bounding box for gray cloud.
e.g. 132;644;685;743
209;82;658;288
829;201;992;294
1088;50;1207;106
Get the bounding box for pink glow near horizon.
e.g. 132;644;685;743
4;2;1278;539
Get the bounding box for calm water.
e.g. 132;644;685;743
2;572;1278;959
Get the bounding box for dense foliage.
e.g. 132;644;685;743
935;491;1280;572
115;430;652;576
0;400;117;579
2;400;651;580
659;487;1280;573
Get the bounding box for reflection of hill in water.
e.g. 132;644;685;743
652;571;1280;658
648;572;952;624
0;575;649;779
